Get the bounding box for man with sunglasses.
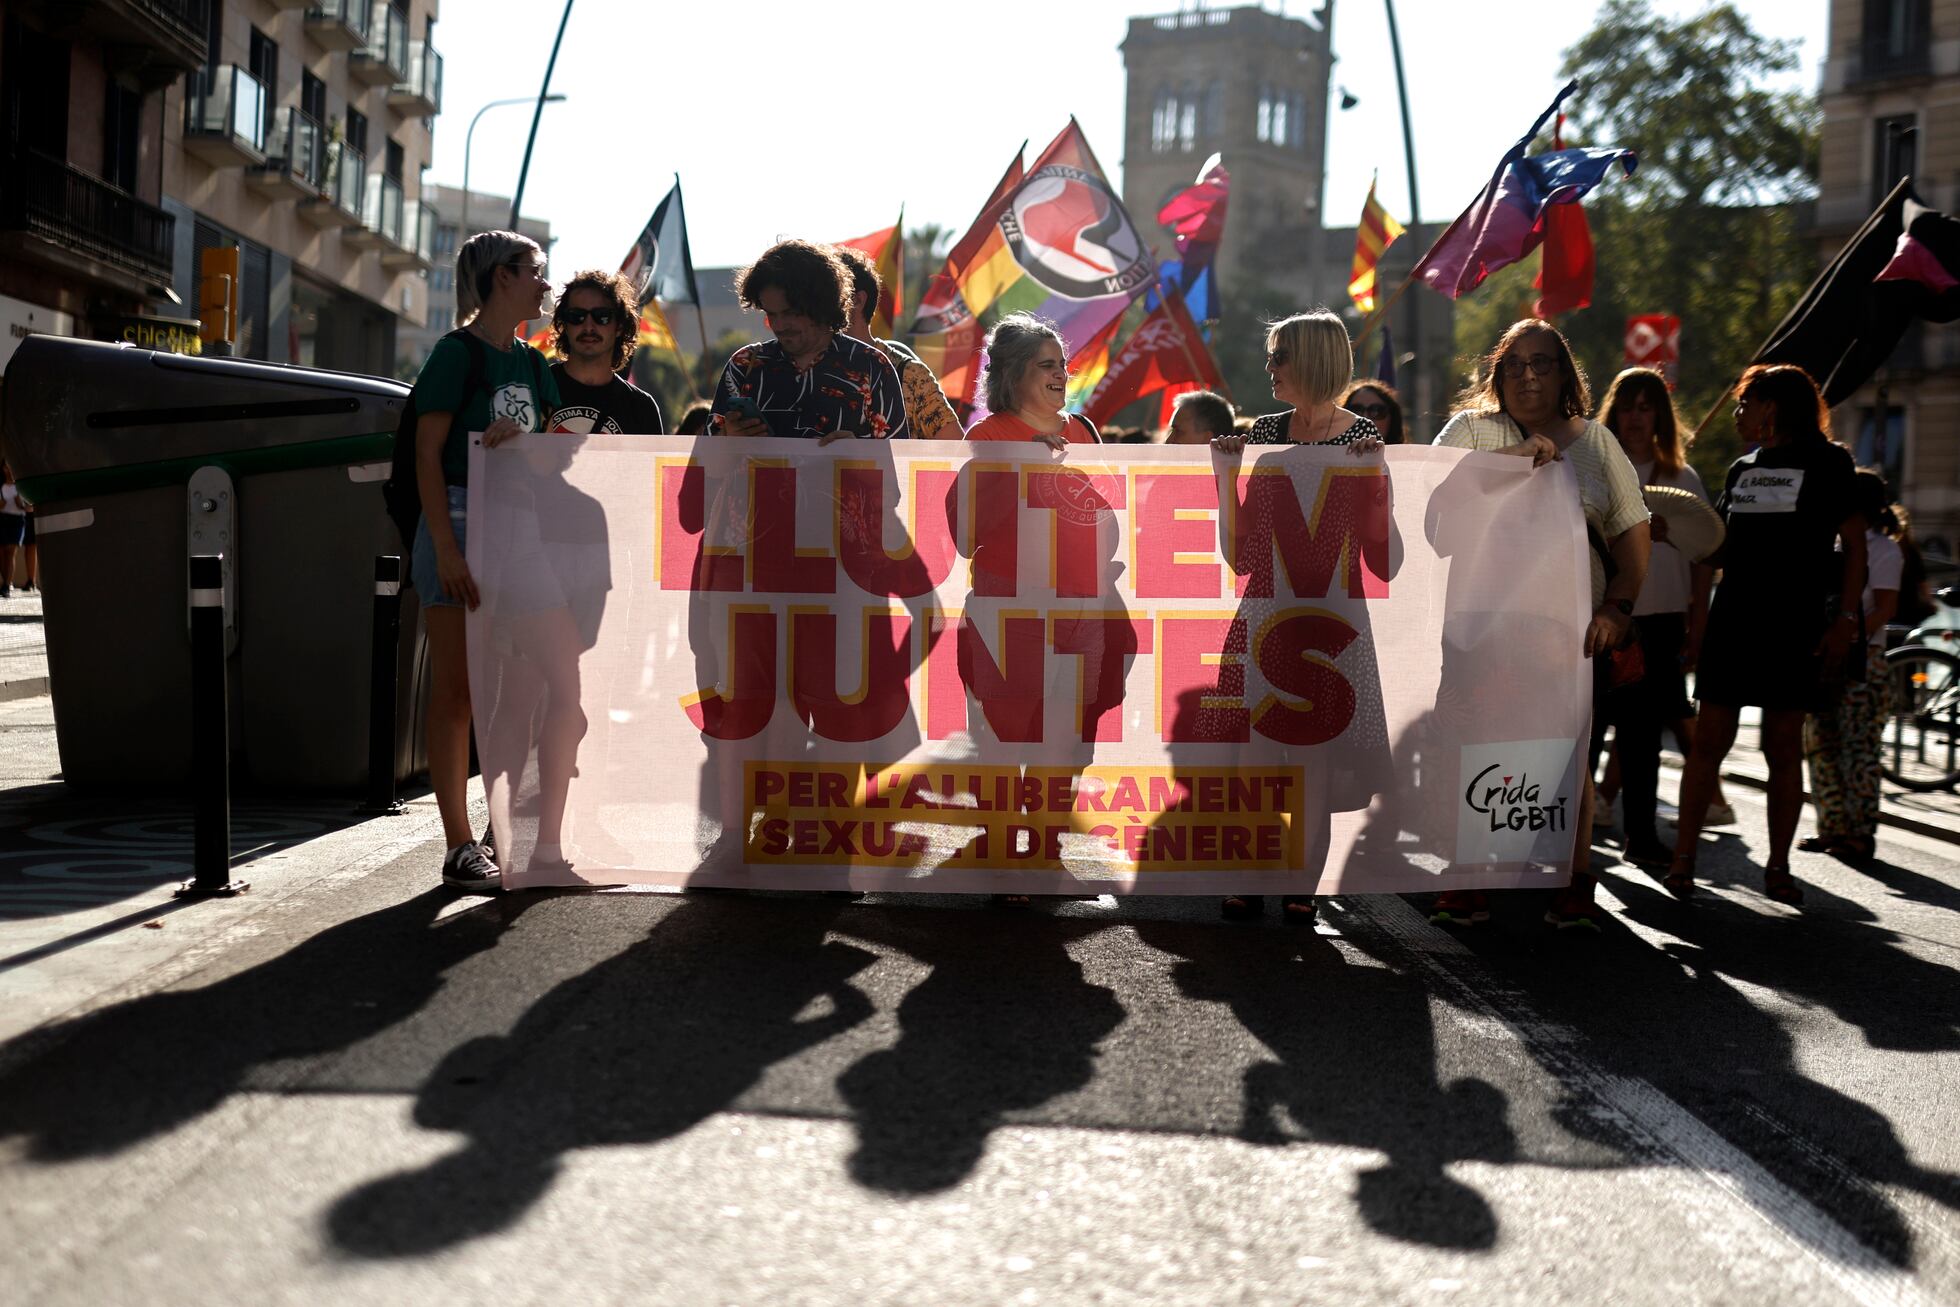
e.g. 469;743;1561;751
548;269;665;435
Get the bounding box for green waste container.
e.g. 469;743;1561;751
1;335;430;793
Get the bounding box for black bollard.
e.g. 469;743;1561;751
177;553;248;897
359;554;406;816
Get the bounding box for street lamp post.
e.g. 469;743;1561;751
460;93;566;239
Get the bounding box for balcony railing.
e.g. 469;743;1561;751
383;196;436;270
363;173;405;246
305;0;371;52
252;106;326;198
0;148;175;285
1857;33;1933;82
350;2;409;84
82;0;210;84
183;64;268;165
389;40;443;116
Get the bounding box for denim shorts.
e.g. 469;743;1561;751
410;484;468;608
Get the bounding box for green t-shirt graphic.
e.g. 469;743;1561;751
410;333;561;485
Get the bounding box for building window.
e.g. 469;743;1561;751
1152;88;1181;153
300;70;326;125
3;17;72;158
1201;81;1223;140
1856;404;1907;489
1873;114;1916;205
247;27;277;143
101;78;141;191
1863;0;1929;74
346;108;368;158
385;138;404;183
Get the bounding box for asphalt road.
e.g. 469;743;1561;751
0;778;1956;1305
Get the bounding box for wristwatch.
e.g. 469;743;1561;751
1607;598;1633;616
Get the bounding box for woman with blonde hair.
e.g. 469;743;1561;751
407;229;560;891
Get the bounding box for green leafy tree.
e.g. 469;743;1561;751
1454;0;1821;486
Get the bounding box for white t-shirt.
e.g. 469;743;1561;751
1631;459;1710;617
0;484;23;516
1862;529;1904;649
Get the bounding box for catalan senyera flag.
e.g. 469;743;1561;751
1348;174;1406;315
638;299;678;353
838;211;905;340
523;320;555;356
914;120;1154;411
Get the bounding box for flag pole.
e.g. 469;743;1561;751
1353;268;1420;352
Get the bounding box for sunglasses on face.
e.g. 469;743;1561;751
1266;349;1290;367
1351;402;1390;419
1498;354;1559;379
557;307;617;327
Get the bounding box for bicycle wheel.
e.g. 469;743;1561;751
1880;645;1960;792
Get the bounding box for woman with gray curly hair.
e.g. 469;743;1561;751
965;313;1101;447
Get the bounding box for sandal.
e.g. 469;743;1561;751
1831;835;1875;864
1662;853;1697;900
1281;896;1318;926
1796;835;1836;853
1763;867;1804;906
1221;894;1263;921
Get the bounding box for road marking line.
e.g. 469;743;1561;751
1344;894;1940;1307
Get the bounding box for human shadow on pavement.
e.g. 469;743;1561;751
0;887;534;1160
1131;916;1516;1251
834;908;1123;1194
1472;870;1959;1269
328;895;876;1258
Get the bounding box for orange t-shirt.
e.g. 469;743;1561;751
963;412;1100;443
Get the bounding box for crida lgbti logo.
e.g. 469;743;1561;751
1455;740;1577;866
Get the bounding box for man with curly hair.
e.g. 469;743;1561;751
831;244;961;440
548;269;664;435
711;239;908;442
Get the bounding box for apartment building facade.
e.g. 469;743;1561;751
0;0;444;387
1818;0;1960;556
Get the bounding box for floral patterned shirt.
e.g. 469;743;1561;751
873;338;962;440
711;332;909;440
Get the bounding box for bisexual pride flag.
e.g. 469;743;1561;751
1411;81;1635;301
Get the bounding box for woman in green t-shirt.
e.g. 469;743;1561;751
408;229;559;891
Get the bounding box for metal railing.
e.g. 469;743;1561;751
398;40;443;112
353;1;409;80
184;64;268;154
364;173;404;246
264;106;326;188
325;141;366;217
1856;32;1932;83
95;0;211;50
306;0;371;43
0;148;175;282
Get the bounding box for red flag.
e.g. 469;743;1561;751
1533;113;1597;317
837;212;904;339
1083;289;1224;428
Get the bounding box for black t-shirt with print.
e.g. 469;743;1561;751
549;363;665;435
1715;437;1857;622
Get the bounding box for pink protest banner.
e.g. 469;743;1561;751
466;437;1590;895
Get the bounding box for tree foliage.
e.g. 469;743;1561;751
1454;0;1823;486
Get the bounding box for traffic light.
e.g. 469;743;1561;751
198;246;239;346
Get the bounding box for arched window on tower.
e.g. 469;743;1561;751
1256;85;1273;143
1179;87;1197;151
1202;81;1223;140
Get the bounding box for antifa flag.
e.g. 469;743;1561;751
1083;288;1225;428
1753;180;1960;403
917;119;1156;413
1411;80;1635;300
620;176;700;307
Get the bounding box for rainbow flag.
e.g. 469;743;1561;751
914;120;1153;408
1348;174;1406;315
838;211;905;339
1064;315;1123;412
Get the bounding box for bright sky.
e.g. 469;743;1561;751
430;0;1824;277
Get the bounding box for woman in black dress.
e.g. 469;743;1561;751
1668;365;1866;906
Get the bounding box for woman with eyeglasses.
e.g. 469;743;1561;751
1211;311;1386;925
407;229;561;893
1430;319;1651;933
1340;379;1405;445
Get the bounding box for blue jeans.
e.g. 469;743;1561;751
410;484;468;607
